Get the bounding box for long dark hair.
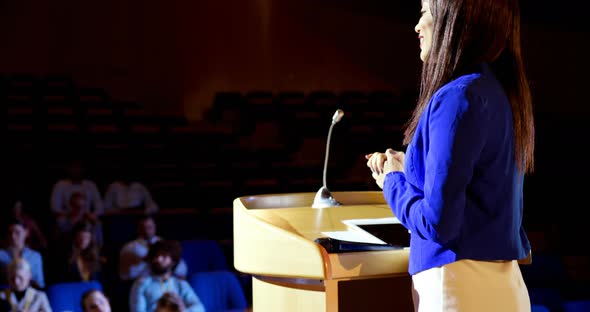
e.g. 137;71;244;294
70;221;101;274
404;0;534;173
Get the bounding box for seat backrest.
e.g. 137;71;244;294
188;270;248;312
46;280;102;312
181;239;228;275
563;299;590;312
531;304;551;312
520;253;568;288
528;287;563;312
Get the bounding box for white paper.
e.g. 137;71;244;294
321;229;387;244
321;217;402;245
342;217;400;227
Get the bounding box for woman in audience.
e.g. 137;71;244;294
54;192;104;249
63;221;103;283
81;289;111;312
0;258;52;312
0;219;45;289
8;199;47;251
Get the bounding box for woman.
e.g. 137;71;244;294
366;0;534;311
9;199;47;250
0;219;45;289
64;221;103;283
54;192;104;249
0;258;52;312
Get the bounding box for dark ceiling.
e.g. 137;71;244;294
316;0;589;29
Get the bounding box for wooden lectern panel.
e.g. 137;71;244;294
233;191;412;311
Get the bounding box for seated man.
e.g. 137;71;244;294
119;216;187;281
0;219;45;288
129;240;204;312
0;258;52;311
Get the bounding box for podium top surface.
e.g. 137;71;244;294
238;191;389;210
233;191;409;280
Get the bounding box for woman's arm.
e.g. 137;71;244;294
383;86;487;244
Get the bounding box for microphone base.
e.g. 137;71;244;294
311;187;342;209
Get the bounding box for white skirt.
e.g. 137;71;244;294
411;260;531;312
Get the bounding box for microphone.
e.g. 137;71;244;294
312;109;344;209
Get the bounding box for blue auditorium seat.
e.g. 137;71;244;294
563;299;590;312
529;287;564;312
46;280;102;312
181;239;228;275
520;253;568;288
188;270;248;312
531;304;551;312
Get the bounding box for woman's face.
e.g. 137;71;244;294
415;1;434;61
76;230;93;249
8;224;28;248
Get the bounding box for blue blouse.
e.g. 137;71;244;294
383;64;531;275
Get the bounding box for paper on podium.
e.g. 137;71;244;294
321;217;402;245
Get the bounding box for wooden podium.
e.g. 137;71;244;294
233;191;413;312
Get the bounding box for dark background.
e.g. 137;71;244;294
2;0;588;258
1;0;589;310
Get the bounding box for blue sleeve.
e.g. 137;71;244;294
179;280;206;312
25;251;45;288
129;278;148;312
36;253;45;288
383;86;487;244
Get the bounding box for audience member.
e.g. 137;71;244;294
62;221;103;283
8;199;47;251
155;293;185;312
50;160;104;217
55;192;104;249
0;258;52;311
0;219;45;288
104;165;159;214
81;289;111;312
119;216;187;281
129;240;204;312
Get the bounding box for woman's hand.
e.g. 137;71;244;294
366;149;405;189
365;152;387;174
384;148;405;173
